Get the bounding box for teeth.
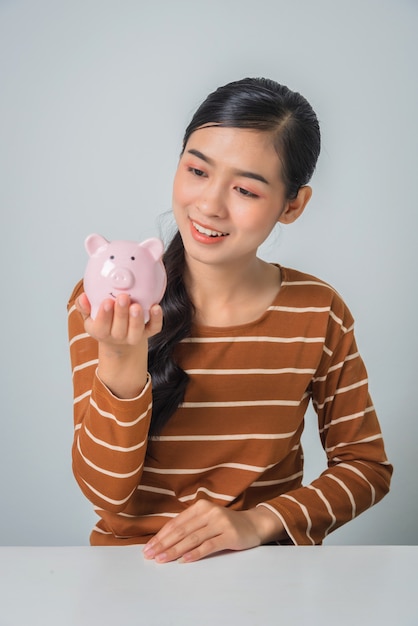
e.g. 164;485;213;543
193;222;228;237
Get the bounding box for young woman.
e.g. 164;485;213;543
68;77;392;563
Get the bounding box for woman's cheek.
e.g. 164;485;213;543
173;171;192;206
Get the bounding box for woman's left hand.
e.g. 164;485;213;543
142;500;286;563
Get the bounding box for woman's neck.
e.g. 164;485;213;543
184;256;281;327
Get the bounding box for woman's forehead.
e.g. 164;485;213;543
183;124;281;179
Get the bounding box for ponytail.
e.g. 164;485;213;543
147;231;193;436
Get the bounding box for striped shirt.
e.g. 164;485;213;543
67;266;392;546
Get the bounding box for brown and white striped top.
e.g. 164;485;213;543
68;266;392;546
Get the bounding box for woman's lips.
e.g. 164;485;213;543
192;220;229;237
190;220;229;243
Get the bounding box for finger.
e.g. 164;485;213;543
178;535;224;564
88;299;115;338
110;294;131;340
147;525;217;564
125;303;147;343
143;520;196;556
146;304;163;337
147;503;201;545
144;506;210;562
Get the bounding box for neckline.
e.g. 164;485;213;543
190;264;289;335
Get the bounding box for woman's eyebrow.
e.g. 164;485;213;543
186;148;270;185
187;148;213;164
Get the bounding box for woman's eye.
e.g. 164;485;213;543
188;167;206;177
237;187;258;198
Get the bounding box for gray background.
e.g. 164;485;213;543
1;0;416;546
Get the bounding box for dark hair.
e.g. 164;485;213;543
148;77;321;436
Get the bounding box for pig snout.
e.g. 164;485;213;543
109;267;134;290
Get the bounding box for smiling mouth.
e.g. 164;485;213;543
109;292;131;299
192;221;229;237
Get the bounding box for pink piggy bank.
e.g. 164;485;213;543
83;233;167;322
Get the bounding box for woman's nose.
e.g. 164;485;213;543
196;180;226;216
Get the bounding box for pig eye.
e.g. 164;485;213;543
110;255;115;260
131;256;135;261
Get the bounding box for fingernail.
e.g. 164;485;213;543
143;545;155;558
155;553;167;563
130;305;141;318
118;296;128;307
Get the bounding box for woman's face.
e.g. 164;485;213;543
172;125;289;269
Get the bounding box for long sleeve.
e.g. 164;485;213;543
68;280;152;512
258;288;392;545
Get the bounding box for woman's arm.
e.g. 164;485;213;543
257;301;393;545
142;294;392;561
67;281;163;511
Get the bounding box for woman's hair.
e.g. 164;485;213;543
148;77;321;436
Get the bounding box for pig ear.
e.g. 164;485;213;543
139;238;164;261
85;234;109;257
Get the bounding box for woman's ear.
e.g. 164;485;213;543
278;186;312;224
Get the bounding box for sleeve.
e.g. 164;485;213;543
257;294;393;545
67;280;153;512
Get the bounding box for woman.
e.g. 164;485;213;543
68;77;392;563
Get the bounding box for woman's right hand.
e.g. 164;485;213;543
76;292;163;399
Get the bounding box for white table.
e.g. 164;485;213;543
0;545;416;625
